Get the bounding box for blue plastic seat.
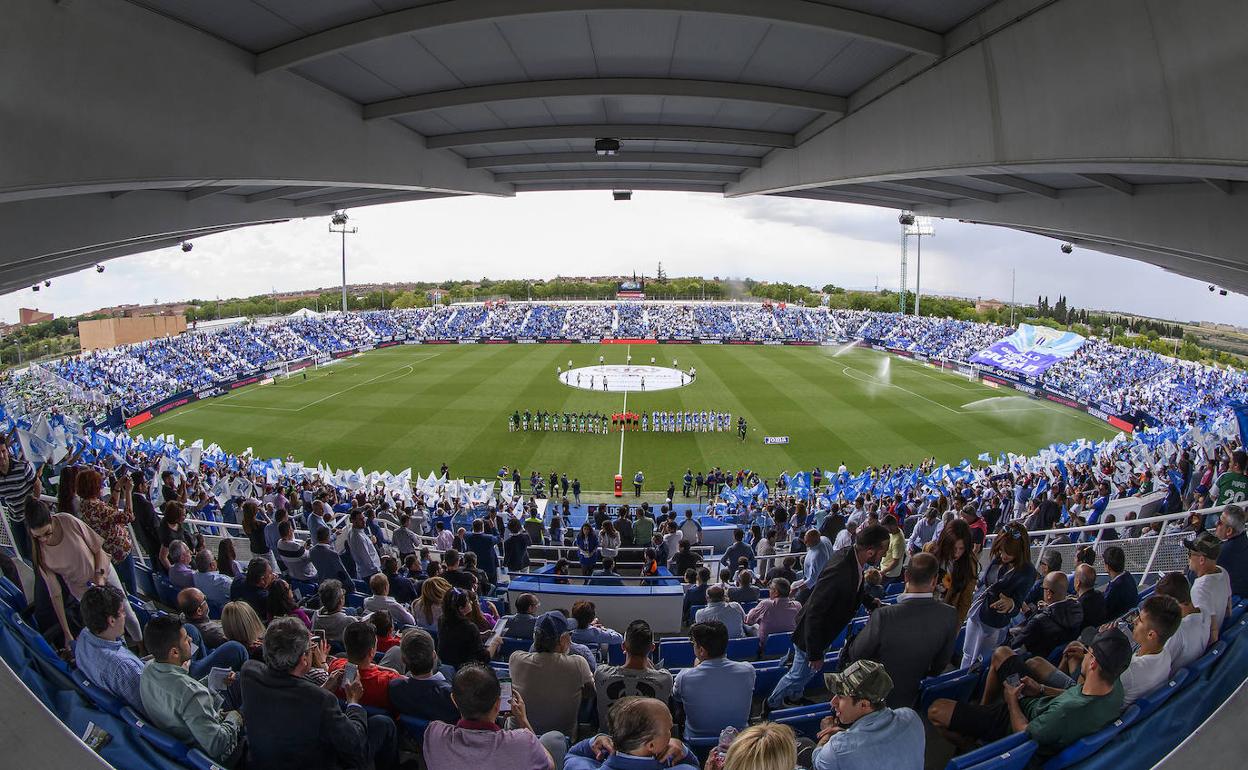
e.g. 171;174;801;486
153;572;180;607
773;701;832;739
918;668;978;714
11;615;69;674
122;706;191;764
1042;704;1140;769
959;739;1039;770
1223;617;1247;643
345;592;367;609
1184;640;1227;679
944;733;1030;770
1221;603;1245;634
687;604;706;624
752;661;786;697
1132;668;1190;720
761;631;793;657
73;671;127;717
605;642;625;665
498;636;530;659
186;748;226;770
0;576;27;611
726;636;758;661
658;637;695;669
399;715;431;744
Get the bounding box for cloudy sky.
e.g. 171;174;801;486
7;192;1245;325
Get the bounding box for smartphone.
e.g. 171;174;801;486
311;632;325;647
343;662;359;685
1005;674;1021;688
498;677;513;716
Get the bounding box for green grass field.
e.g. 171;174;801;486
141;343;1115;490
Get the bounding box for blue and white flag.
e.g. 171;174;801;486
1229;401;1248;452
970;324;1086;376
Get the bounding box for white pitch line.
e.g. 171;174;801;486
293;361;420;412
840;365;961;414
618;389;627;476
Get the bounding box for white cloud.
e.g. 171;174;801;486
4;192;1245;326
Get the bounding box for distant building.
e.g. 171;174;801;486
975;299;1006;314
19;307;53;325
79;315;187;351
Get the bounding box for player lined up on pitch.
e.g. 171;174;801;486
508;409;610;433
632;409;732;432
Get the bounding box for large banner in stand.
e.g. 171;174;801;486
969;323;1086;376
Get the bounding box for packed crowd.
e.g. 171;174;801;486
4;303;1243;431
830;310;1248;426
6;303;1243;433
7;430;1245;770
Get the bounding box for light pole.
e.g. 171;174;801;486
329;211;357;313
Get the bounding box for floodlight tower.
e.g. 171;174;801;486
329;210;357;313
898;212;934;315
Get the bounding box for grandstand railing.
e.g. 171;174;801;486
748;504;1228;589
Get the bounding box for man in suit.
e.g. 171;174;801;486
1101;546;1138;621
240;617;397;770
841;552;959;708
765;524;891;710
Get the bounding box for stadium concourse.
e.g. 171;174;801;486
0;306;1247;770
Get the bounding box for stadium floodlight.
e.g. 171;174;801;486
898;212;933;315
328;210;358;313
1060;242;1073;254
613;190;632;201
595;138;621;156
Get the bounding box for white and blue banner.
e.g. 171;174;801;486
970;324;1086;376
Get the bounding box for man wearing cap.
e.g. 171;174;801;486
808;660;924;770
1011;595;1180;708
1214;504;1248;597
929;628;1130;758
1185;530;1233;644
509;610;594;739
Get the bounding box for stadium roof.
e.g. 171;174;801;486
5;0;1248;293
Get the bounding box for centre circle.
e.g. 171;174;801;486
559;365;693;392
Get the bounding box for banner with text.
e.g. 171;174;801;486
969;323;1085;376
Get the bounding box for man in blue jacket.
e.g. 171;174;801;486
565;696;697;770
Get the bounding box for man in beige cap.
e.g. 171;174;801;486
807;660;925;770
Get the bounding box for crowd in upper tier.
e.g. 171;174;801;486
3;302;1246;429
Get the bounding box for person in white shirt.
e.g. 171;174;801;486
1114;595;1180;706
680;511;703;545
1025;595;1180;707
833;521;856;551
1153;572;1211;675
363;573;415;627
1185;532;1232;645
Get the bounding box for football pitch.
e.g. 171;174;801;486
142;343;1116;491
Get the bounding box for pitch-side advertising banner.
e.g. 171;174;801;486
970;324;1085;376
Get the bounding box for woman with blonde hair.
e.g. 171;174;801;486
718;722;797;770
221;600;266;659
413;575;450;631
